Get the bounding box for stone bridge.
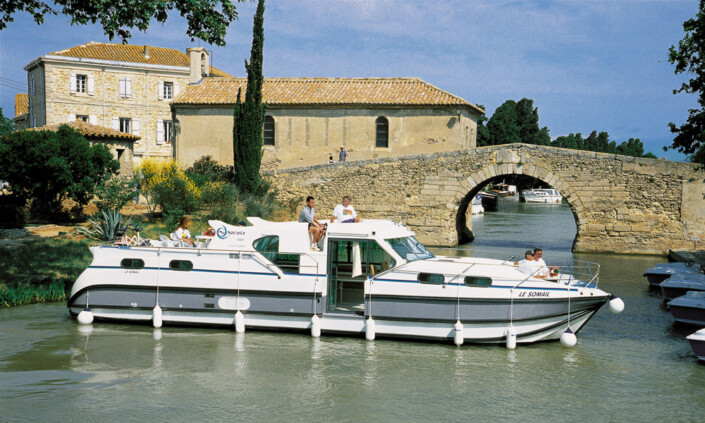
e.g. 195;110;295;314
268;144;705;254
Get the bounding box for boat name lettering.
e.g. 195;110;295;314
216;226;246;239
518;291;550;298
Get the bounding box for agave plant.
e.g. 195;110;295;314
77;209;132;241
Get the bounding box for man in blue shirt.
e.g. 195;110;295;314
339;145;347;162
299;196;325;251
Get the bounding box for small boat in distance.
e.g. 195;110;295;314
67;218;624;347
471;195;484;215
643;261;704;287
686;329;705;361
522;188;563;204
479;182;518;212
660;273;705;300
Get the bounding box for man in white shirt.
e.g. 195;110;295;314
516;250;536;275
533;248;551;278
331;196;361;223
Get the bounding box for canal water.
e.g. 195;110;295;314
2;204;704;422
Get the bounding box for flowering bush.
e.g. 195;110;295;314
135;158;201;215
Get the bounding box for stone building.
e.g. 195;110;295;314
21;42;230;164
171;77;483;169
27;119;140;175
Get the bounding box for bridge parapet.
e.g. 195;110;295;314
268;144;705;254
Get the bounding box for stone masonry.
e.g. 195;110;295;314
268;144;705;254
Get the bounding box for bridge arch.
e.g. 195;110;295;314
450;163;587;247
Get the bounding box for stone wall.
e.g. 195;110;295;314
173;105;478;169
267;144;705;254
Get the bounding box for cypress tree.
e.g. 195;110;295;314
233;0;266;194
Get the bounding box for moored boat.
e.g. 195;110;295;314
668;291;705;326
521;188;563;204
479;182;518;212
643;261;703;287
686;328;705;361
660;274;705;300
68;218;623;346
471;195;484;215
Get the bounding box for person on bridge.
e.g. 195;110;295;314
339;145;348;162
299;196;325;251
331;196;361;223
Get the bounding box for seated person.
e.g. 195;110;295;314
533;247;555;278
174;216;195;246
330;195;361;223
299;196;325;251
516;250;536;275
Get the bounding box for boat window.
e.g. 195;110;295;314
418;273;444;285
253;235;300;274
369;241;395;274
386;236;434;262
169;260;193;271
464;276;492;287
121;258;144;269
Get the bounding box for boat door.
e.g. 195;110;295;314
326;239;395;315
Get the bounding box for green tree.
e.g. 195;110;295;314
232;0;266;194
0;0;244;46
0;125;118;219
475;104;491;146
616;138;645;157
486;100;520;145
668;0;705;164
0;107;14;136
515;98;550;145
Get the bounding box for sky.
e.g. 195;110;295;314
0;0;699;161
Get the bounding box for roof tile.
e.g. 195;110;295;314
14;93;28;117
27;119;140;142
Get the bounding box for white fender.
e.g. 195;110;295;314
77;308;94;325
506;325;517;349
454;321;464;346
365;317;376;341
608;295;625;314
311;314;321;338
560;328;577;347
235;310;245;333
152;305;163;328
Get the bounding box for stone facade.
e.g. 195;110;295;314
174;105;477;169
267;144;705;254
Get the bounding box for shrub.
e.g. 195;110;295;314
76;209;131;241
135;158;201;215
0;194;27;229
186;155;234;186
94;176;138;212
0;125;118;220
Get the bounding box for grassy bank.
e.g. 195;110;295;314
0;238;93;307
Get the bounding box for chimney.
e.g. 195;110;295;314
143;45;150;59
186;47;210;84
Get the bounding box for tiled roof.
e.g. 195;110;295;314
172;77;484;113
15;93;28;117
27;119;140;142
49;42;231;77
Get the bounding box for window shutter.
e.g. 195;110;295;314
158;81;164;100
156;119;164;143
87;75;95;95
132;119;140;136
174;82;180;97
31;76;35;96
126;78;132;98
119;79;126;98
112;117;120;131
89;115;97;125
70;74;76;94
68;114;75;122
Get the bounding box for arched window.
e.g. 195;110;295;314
376;116;389;148
263;116;275;146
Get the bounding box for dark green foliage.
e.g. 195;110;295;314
0;107;13;136
233;0;266;194
551;131;653;158
485;98;550;146
0;238;92;307
185;155;234;185
475;104;491;146
668;0;705;165
94;176;138;212
0;125;119;220
162;207;185;230
0;1;244;46
0;194;27;229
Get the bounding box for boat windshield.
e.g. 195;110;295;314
386;236;435;262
